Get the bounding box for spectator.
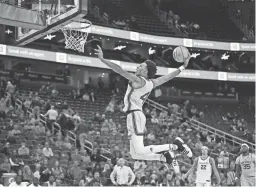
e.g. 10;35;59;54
9;150;24;172
82;93;90;101
0;93;10;119
1;142;11;156
129;16;139;30
151;115;159;124
33;164;41;179
90;92;96;102
18;142;30;156
133;173;145;186
79;171;90;186
147;131;156;141
42;142;53;158
110;158;135;186
22;165;33;183
134;160;147;176
98;77;104;89
44;106;58;133
101;119;110;134
69;161;82;184
9;125;21;137
91;149;102;164
88;171;103;186
28;177;41;187
108;118;117;133
220;147;229;157
101;163;112;185
34;123;45;135
226;161;236;186
9;175;27;187
40;159;51;183
0;157;11;175
81;150;91;164
51;161;64;180
62;136;72;149
43;175;56;187
6;81;16;94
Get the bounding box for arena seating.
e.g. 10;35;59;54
0;77;254;186
89;0;177;36
85;0;246;41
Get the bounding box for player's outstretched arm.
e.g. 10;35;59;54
94;45;141;83
210;157;221;185
151;56;190;88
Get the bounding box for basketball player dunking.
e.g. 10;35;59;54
235;143;256;187
183;146;221;187
95;45;192;166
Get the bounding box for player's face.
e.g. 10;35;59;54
240;145;249;153
135;63;148;76
201;147;208;155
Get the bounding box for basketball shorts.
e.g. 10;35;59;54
126;110;146;137
241;176;255;187
196;181;211;187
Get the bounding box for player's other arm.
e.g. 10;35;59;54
235;156;241;182
151;56;190;88
210;157;221;185
94;45;141;83
183;157;198;179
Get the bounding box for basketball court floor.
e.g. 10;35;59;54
0;0;90;47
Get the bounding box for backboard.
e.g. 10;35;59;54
15;0;88;46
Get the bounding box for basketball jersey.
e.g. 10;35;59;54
236;153;256;177
123;77;154;112
196;156;212;183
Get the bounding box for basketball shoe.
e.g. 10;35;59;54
163;151;175;164
173;137;193;158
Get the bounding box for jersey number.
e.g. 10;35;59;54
140;92;150;104
201;165;207;170
243;164;251;170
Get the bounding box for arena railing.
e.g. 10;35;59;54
146;98;255;151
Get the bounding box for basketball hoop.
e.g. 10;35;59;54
61;19;92;53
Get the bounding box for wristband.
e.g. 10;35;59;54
179;66;185;72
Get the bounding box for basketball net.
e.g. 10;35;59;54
61;20;92;53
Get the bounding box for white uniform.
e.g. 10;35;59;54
196;156;212;187
235;153;256;186
123;77;153;137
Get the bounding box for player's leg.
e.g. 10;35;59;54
127;111;177;154
129;138;166;161
241;177;255;187
240;177;249;187
128;111;192;158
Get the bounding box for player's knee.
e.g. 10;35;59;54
130;149;144;159
187;151;193;158
129;151;139;159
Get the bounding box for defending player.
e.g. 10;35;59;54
183;146;221;187
235;143;256;187
94;45;192;165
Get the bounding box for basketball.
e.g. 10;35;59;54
173;46;190;63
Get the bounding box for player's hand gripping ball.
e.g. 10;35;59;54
173;46;190;63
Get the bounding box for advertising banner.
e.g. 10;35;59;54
0;44;255;82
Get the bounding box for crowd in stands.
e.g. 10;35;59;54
0;74;254;187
